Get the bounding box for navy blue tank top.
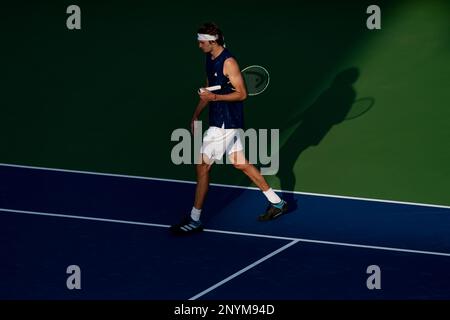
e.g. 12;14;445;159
205;48;244;129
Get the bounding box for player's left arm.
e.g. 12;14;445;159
199;58;247;102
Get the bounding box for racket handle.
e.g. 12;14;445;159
198;85;221;93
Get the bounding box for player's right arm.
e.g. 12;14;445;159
191;78;209;134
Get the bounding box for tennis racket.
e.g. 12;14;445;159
197;65;270;96
241;65;270;96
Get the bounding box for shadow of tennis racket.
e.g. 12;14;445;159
344;97;375;121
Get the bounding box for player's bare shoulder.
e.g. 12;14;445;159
224;57;241;77
224;57;238;66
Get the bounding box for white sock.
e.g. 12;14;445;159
191;207;202;221
263;188;282;204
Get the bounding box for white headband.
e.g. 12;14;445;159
197;33;219;41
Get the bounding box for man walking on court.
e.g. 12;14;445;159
170;22;288;235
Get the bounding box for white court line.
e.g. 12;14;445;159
0;162;449;209
0;208;170;229
1;207;450;257
189;240;300;300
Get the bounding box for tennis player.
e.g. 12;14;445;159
170;22;288;234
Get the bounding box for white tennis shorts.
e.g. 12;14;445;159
200;125;244;162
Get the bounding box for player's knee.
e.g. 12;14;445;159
196;162;211;175
229;153;247;171
232;162;248;171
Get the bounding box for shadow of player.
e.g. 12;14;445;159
276;67;360;210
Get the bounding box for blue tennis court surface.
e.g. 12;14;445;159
1;163;450;300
